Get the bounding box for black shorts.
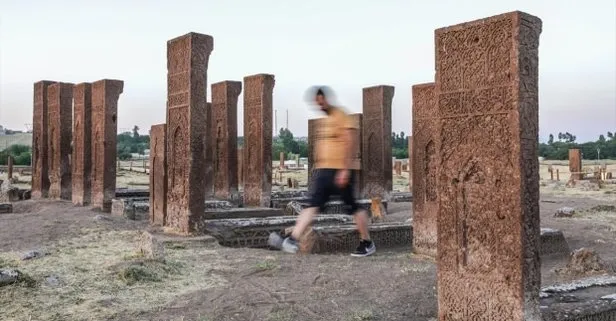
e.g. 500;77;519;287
308;169;359;215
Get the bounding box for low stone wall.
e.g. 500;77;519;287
307;222;412;254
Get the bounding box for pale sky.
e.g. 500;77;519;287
1;0;615;142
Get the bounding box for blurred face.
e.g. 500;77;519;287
315;94;327;110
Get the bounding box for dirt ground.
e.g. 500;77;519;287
0;163;615;321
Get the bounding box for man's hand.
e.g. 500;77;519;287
335;169;350;188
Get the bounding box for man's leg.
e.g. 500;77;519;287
342;171;376;257
353;208;371;241
291;206;318;241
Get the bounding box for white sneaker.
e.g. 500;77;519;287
281;237;299;254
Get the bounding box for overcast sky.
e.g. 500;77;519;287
1;0;615;142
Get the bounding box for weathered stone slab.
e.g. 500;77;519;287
72;83;92;205
32;81;55;199
0;203;13;214
204;214;354;247
211;81;242;200
149;124;167;226
115;189;149;198
47;82;73;200
435;11;542;320
307;118;323;183
242;74;275;207
237;147;244;188
540;276;616;321
111;198;136;220
411;82;438;257
304;222;411;253
360;85;394;199
165;33;213;233
284;199;388;216
540;228;570;257
7;156;13;180
569;149;583;181
390;192;412;203
203;207;283;220
91;79;124;212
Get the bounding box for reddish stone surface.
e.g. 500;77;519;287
72;83;92;205
360;85;394;198
166;33;213;233
408;136;413;189
394;160;402;176
242;74;275;207
279;152;285;169
435;12;542;320
307;118;323;183
47;82;74;200
150;124;167;226
32;81;55;198
91;79;124;212
412;83;438;257
204;102;214;198
211;81;242;200
569;149;582;180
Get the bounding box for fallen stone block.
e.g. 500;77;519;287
203;207;284;220
115;188;149;198
390;192;413;202
540;228;570;257
0;269;21;287
301;222;412;254
0;203;13;214
541;275;616;321
204;215;354;248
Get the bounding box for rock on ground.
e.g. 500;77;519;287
0;269;21;287
554;207;575;218
556;248;608;276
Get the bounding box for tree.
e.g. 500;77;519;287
132;125;140;138
548;134;554;145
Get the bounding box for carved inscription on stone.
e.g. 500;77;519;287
242;74;275;207
72;83;92;205
150;124;167;225
435;12;542;321
411;83;438;256
91;79;124;212
47;82;74;200
211;81;242;200
32;81;55;198
361;85;394;199
166;33;213;233
568;149;582;181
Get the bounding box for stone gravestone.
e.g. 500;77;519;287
91;79;124;212
435;11;542;320
211;81;242;200
307;118;323;183
568;149;582;181
361;85;394;199
279;152;285;169
242;74;275;207
7;156;13;180
204;102;214;198
47;82;74;200
166;33;213;233
150;124;167;226
349;113;363;197
32;81;55;198
72;83;92;205
408;136;413;190
394;160;402;176
411;82;438;257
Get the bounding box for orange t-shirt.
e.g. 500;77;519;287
314;106;360;170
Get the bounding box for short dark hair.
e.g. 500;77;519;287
316;88;325;98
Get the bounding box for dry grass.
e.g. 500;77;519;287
0;228;229;321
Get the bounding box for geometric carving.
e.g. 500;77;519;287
435;12;542;321
211;80;242;200
31;80;55;199
242;74;275;207
568;149;582;181
411;83;438;257
72;83;92;205
91;79;124;212
150;124;167;226
47;82;74;200
165;33;213;233
360;85;394;199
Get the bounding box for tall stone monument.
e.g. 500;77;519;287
166;33;213;233
204;102;214;198
568;149;582;180
411;82;438;257
32;81;55;198
150;123;167;226
47;82;74;200
211;80;242;200
72;83;93;205
435;11;542;320
91;79;124;212
361;85;394;198
242;74;274;207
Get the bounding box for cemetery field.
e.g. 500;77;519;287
0;181;615;321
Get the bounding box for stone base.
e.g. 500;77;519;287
283;199;388;216
390;192;412;202
203;207;283;220
115;188;149;198
541;275;616;320
111;199;136;220
541;228;571;257
0;203;13;214
304;222;412;254
203;215;355;248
